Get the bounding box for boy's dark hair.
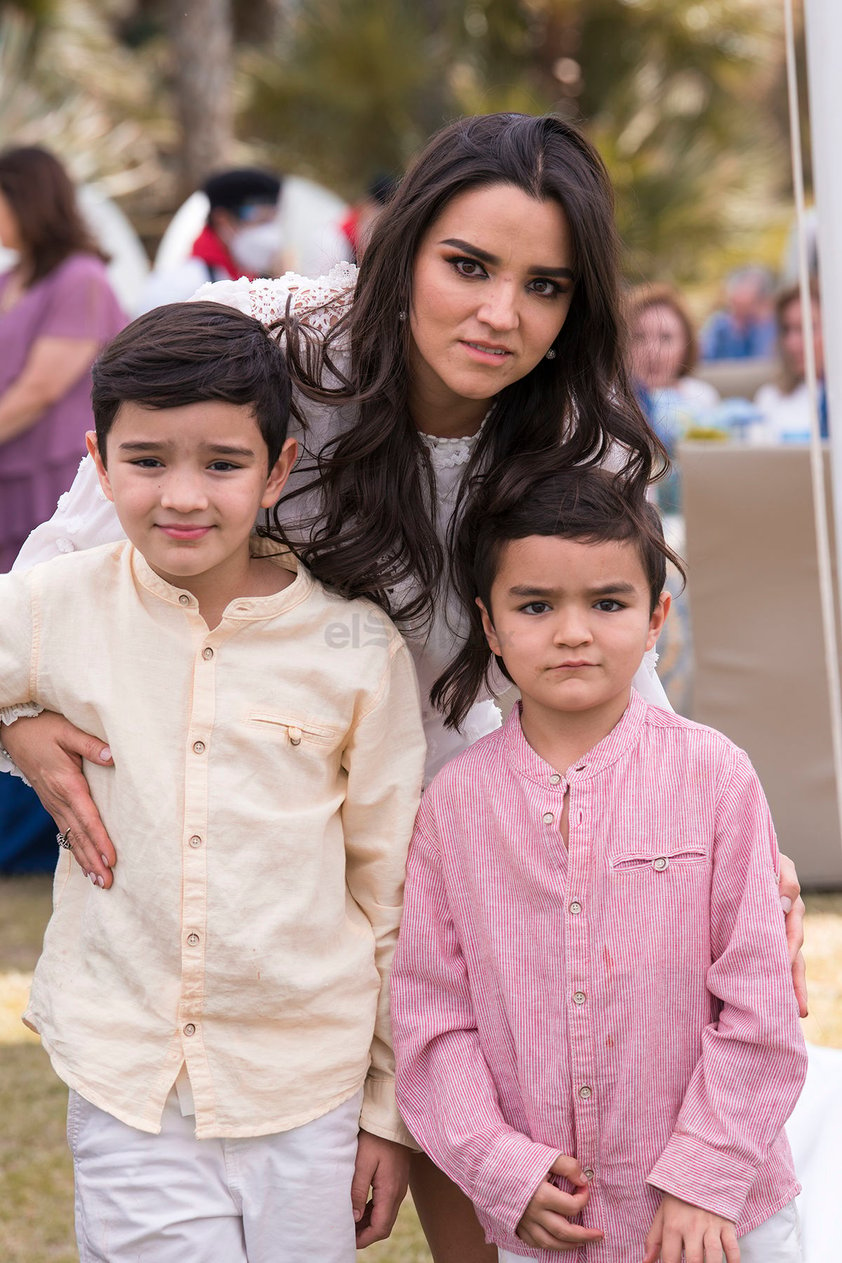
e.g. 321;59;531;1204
91;302;291;468
432;450;685;731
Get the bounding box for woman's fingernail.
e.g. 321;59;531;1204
96;875;105;888
89;873;97;885
101;854;111;867
99;747;112;762
353;1208;362;1222
780;895;793;913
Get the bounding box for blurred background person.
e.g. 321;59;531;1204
0;144;125;874
0;145;126;572
338;173;397;263
700;263;777;361
627;281;716;717
628;281;719;516
136;167;283;312
754;281;827;443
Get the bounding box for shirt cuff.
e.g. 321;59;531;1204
648;1131;757;1222
474;1131;566;1238
0;705;44;782
360;1075;415;1148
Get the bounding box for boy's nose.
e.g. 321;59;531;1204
553;611;592;646
160;471;209;512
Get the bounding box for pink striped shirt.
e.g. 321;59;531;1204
392;691;806;1261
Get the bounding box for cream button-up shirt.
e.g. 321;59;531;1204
0;538;425;1141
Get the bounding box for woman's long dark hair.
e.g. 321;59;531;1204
273;112;666;637
432;451;685;730
0;146;106;283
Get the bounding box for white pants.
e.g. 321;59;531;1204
498;1198;802;1262
67;1086;363;1262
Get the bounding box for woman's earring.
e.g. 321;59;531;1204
545;347;557;360
398;310;407;322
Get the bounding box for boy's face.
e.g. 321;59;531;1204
87;401;296;592
478;533;669;732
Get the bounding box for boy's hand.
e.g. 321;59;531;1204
351;1130;410;1248
516;1154;604;1252
643;1192;739;1263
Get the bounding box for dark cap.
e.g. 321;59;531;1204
202;168;281;213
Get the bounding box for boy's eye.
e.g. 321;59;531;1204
208;460;241;472
521;601;551;615
594;599;624;612
130;458;163;469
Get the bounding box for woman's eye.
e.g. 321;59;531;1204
450;256;488;279
528;278;563;298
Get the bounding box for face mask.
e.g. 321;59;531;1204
230;221;284;276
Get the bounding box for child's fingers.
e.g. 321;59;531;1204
519;1212;604;1251
718;1223;741;1263
548;1152;588;1188
642;1202;664;1262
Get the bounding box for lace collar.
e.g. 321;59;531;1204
417;411;490;469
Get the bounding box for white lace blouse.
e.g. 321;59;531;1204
8;264;669;780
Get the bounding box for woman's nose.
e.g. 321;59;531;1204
477;282;519;331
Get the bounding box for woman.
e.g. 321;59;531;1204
0;146;125;874
0;114;805;1262
0;145;126;570
627;282;719;516
754;281;826;442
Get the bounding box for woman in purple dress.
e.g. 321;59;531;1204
0;146;125;572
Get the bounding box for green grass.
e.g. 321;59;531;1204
1;876;839;1262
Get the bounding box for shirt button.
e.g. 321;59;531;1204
288;726;302;746
192;741;205;754
578;1085;592;1100
183;1023;196;1037
653;856;669;872
549;773;561;784
584;1167;595;1180
186;933;200;946
202;647;214;660
569;901;582;915
179;594;190;606
542;812;554;824
573;990;586;1005
188;835;203;848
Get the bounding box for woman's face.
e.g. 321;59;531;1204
0;188;23;254
408;183;575;424
630;302;687;391
780;297;824;382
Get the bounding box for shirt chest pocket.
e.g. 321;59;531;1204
609;845;708;875
246;713;342;750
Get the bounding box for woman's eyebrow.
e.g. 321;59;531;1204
440;238;574;280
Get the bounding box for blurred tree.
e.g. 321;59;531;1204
167;0;234;197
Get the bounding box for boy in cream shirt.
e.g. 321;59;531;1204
0;303;425;1262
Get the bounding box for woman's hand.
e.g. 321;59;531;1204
2;712;116;887
779;853;808;1018
516;1155;604;1253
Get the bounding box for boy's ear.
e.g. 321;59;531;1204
476;597;502;657
646;591;671;650
86;431;115;504
261;437;298;509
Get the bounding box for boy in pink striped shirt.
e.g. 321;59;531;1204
392;457;807;1262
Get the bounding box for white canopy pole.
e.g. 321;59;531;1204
803;0;842;600
788;0;842;842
